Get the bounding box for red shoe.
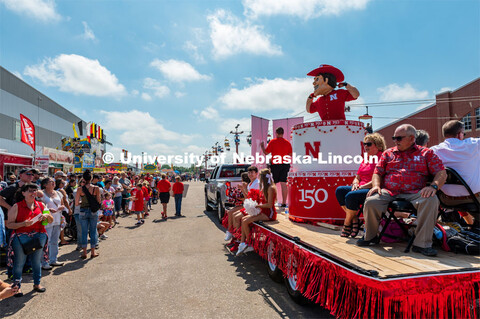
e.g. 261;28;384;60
226;239;237;247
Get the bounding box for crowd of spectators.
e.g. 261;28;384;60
0;169;186;299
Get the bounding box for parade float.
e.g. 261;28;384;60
223;65;480;319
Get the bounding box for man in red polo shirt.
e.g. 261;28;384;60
305;64;359;121
260;127;292;207
357;124;447;256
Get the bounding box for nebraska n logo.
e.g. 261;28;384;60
414;156;421;161
330;93;338;101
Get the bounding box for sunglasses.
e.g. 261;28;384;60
392;136;407;142
25;189;38;193
364;142;373;146
25;173;33;176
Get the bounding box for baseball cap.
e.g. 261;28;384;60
19;168;34;175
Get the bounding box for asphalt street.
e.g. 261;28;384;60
1;181;333;319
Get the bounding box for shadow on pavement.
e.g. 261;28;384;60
0;289;36;317
226;250;334;319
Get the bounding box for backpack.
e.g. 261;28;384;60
446;231;480;255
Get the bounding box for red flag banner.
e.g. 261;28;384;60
20;114;36;151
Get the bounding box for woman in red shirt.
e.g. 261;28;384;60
156;174;171;219
335;133;386;238
172;176;184;217
6;183;53;296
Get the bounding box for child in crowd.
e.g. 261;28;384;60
102;192;115;228
97;211;111;240
130;184;145;225
142;182;150;217
124;187;132;214
172;176;184;217
146;185;153;211
237;168;277;256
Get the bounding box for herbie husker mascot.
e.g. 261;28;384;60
305;64;360;121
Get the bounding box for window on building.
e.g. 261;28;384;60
476;108;480;130
14;120;21;141
462;113;472;131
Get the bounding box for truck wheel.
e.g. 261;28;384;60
217;201;225;222
205;193;213;211
284;257;310;305
266;242;283;283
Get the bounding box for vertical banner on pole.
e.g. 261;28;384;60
272;117;304;143
20;114;36;151
251;115;269;170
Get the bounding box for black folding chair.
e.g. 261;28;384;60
377;199;417;252
438;167;480;225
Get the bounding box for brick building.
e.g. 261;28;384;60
376;78;480;148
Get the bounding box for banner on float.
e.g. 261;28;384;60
272;117;304;143
251;115;269;169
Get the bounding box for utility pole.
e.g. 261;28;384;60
230;124;243;162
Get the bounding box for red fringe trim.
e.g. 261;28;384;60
249;225;480;319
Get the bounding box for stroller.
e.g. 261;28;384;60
152;188;159;204
63;211;77;241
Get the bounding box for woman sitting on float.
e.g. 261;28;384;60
335;133;386;238
236;168;277;256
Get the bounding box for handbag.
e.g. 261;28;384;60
18;234;43;255
82;185;101;212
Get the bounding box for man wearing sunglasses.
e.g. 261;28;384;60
357;124;447;257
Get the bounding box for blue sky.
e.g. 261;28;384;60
1;0;479;160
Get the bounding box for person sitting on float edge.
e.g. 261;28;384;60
237;168;277;256
415;129;430;147
430;120;480;223
305;64;359;121
357;124;446;257
335;133;386;238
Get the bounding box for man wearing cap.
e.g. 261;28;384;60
306;64;359;121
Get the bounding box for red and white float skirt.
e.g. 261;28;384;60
288;120;366;224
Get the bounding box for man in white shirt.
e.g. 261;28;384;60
431;120;480;209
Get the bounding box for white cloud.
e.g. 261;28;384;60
150;59;211;82
141;92;152;101
131;89;139;96
218;117;251;134
81;21;96;41
200;107;219;120
243;0;371;20
100;110;196;154
208;9;282;59
183;41;205;64
218;77;311;112
0;0;61;22
377;83;429;102
438;87;453;93
143;77;170;98
175;91;186;98
24;54;126;97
